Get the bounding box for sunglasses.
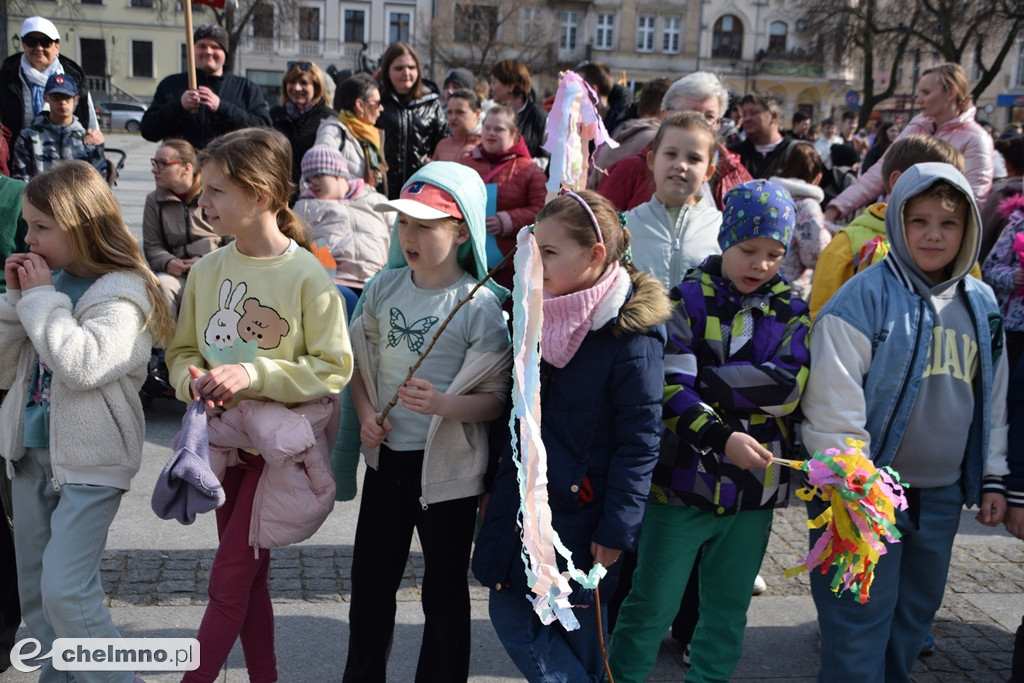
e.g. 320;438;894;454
22;35;55;49
151;158;183;170
288;61;313;72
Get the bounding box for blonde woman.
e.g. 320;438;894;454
270;60;337;193
825;63;993;221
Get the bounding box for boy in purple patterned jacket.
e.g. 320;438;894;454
608;179;811;683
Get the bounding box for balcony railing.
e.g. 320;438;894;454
298;40;323;57
248;37;275;53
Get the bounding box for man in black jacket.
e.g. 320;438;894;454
728;92;794;179
141;24;271;150
0;16;102;149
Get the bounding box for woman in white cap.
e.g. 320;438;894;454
0;16;102;147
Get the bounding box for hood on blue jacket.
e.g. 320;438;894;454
354;161;509;318
885;162;981;294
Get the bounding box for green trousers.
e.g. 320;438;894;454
608;502;773;683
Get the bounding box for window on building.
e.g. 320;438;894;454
768;21;787;53
343;8;367;43
247;69;282;103
595;13;614;51
252;2;274;38
132;40;153;78
663;16;681;54
80;0;102;5
1017;41;1024;87
389;11;411;43
559;11;578;50
131;0;154;7
455;4;498;43
80;38;106;78
299;7;321;41
521;7;543;42
711;14;743;58
636;15;655;53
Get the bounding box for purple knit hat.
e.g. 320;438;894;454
301;145;350;183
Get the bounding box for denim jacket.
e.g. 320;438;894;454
803;163;1009;507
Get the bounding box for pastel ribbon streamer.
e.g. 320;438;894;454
783;438;908;603
510;227;607;630
542;71;617;193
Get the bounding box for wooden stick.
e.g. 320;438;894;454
377;247;516;424
773;457;803;467
184;1;197;91
595;583;614;683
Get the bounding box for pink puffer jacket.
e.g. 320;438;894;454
829;106;993;218
207;394;340;549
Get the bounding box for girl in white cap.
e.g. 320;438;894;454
337;161;511;682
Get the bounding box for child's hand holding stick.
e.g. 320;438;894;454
376;247;516;425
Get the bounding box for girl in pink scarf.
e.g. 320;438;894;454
475;190;671;681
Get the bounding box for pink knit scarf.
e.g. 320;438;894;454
541;261;620;368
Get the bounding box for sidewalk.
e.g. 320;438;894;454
3;134;1023;682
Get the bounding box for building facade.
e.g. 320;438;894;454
6;0;1022;129
6;0;430;105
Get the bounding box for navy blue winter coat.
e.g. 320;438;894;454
472;270;669;597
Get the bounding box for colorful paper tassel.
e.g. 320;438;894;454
783;439;908;603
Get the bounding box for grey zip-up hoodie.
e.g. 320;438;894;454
885;163;997;486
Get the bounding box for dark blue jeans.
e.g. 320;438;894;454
489;581;609;683
811;481;963;683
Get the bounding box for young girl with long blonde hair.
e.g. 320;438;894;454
0;160;175;683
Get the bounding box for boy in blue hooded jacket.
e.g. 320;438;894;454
802;162;1009;682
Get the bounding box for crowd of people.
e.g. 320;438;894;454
4;12;1024;683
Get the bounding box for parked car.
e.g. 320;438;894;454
98;102;147;133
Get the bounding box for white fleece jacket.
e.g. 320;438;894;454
0;271;154;490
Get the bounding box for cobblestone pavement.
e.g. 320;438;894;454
97;503;1024;681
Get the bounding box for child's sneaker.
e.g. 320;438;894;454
752;574;767;596
919;632;935;657
683;644;691;665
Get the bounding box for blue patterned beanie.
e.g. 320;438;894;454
719;179;796;252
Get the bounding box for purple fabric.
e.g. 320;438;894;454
151;400;226;524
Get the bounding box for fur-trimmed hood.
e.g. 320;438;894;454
615;269;672;336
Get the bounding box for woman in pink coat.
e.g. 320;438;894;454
824;63;992;222
460;104;546;290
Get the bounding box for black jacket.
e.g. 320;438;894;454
727;134;795;180
0;54;94;144
516;95;548;161
603;83;634;136
377;90;448;199
270;99;338;190
141;70;271;150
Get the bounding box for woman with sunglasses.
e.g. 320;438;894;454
270;60;337;200
0;16;103;148
316;72;389;193
142;138;223;315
